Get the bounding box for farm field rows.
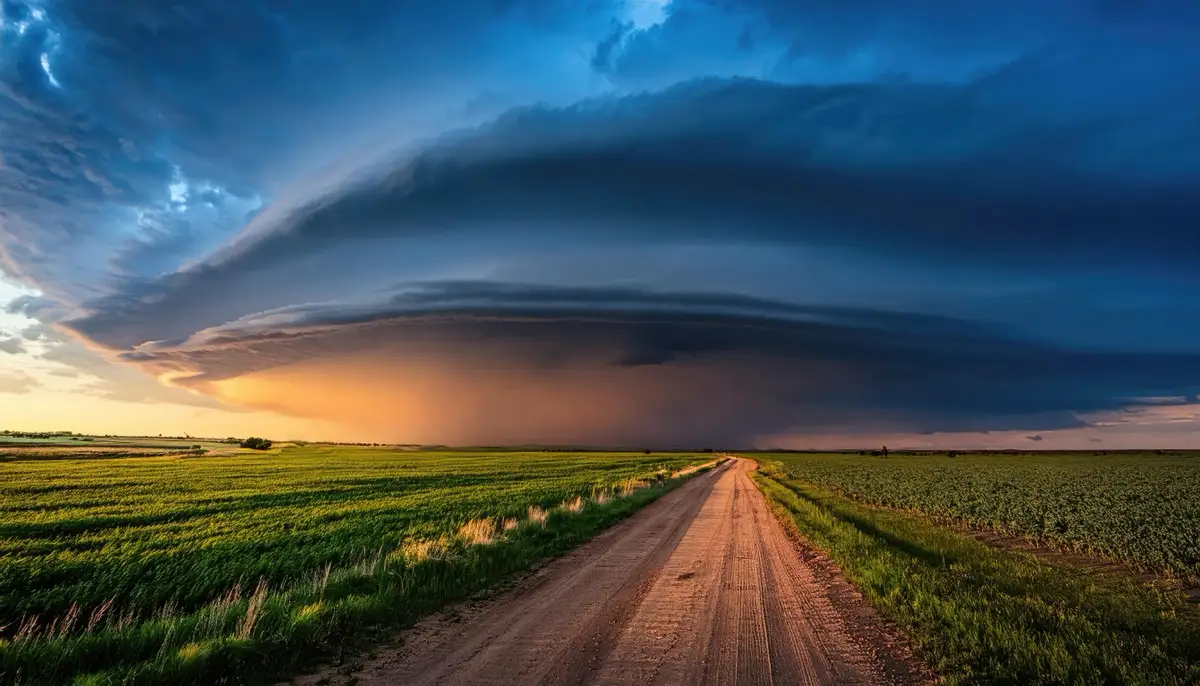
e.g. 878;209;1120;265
0;445;712;684
751;451;1200;580
0;433;243;461
752;455;1200;685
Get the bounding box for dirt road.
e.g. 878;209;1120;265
333;459;917;685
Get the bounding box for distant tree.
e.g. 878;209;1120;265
643;449;652;455
240;437;273;450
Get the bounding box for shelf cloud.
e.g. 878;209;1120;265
3;0;1199;444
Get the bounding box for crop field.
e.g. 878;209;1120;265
752;451;1200;580
0;434;240;461
753;453;1200;684
0;445;712;684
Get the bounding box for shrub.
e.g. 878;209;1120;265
239;437;273;451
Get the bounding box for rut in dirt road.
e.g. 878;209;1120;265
324;459;910;686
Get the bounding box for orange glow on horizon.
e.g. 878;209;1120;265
202;351;825;446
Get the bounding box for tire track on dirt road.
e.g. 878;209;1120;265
315;459;922;685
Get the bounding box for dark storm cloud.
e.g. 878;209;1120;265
172;280;1004;346
115;280;1200;443
264;78;1197;266
6;0;1197;307
61;74;1200;351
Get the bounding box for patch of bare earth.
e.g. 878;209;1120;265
0;445;197;460
295;459;927;686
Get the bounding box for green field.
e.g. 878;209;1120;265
753;451;1200;580
0;445;712;684
753;453;1200;685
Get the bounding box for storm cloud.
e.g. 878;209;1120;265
3;0;1200;445
58;75;1200;356
108;281;1200;446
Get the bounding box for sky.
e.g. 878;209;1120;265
1;0;1199;448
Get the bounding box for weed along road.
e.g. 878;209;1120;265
331;459;914;685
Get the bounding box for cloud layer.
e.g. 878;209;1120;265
3;0;1199;445
112;281;1200;446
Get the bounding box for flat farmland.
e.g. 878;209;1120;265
754;451;1200;580
753;452;1200;684
0;445;711;684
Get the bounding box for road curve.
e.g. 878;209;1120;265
329;459;911;685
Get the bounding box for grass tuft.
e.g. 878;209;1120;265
527;505;549;528
458;518;497;545
400;538;448;564
236;581;268;640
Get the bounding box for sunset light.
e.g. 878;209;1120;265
2;1;1198;683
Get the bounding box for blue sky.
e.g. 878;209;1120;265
1;0;1198;446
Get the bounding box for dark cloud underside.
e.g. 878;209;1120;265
116;281;1200;445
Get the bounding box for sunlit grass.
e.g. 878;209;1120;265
0;447;717;684
754;458;1200;685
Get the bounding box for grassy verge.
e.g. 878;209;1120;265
753;462;1200;685
1;461;721;685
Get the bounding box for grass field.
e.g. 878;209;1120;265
0;445;714;684
753;453;1200;685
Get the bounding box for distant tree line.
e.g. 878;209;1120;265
1;430;77;439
